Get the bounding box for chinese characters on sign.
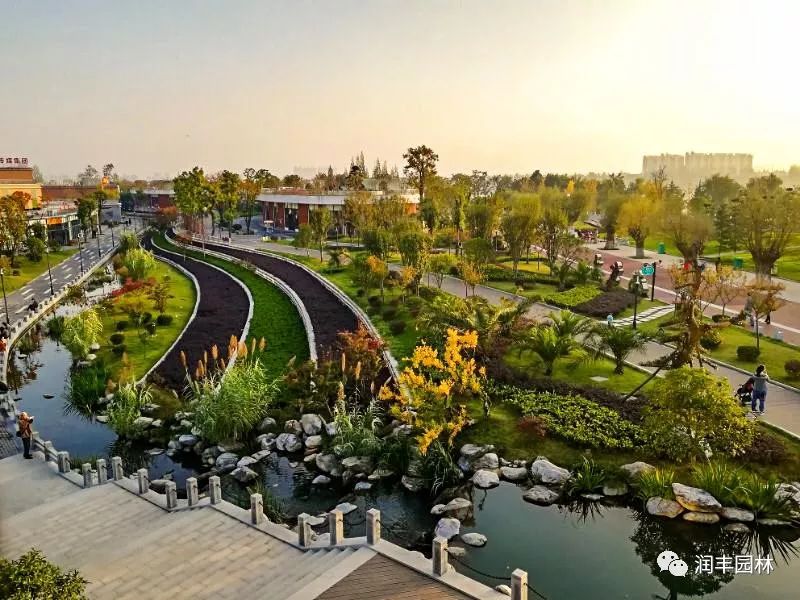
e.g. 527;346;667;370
1;157;29;165
695;554;774;575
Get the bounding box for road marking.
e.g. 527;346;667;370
15;306;29;314
20;288;34;297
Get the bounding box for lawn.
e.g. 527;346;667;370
156;233;310;376
3;248;77;293
706;324;800;383
96;258;196;381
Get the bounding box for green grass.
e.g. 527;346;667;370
156;233;309;376
706;324;800;384
97;259;196;381
493;254;552;275
2;249;77;293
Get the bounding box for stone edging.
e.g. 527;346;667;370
164;234;318;363
181;233;399;382
151;236;254;374
136;250;202;385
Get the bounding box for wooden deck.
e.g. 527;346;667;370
315;554;474;600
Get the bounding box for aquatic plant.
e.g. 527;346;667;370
332;394;384;458
65;361;113;417
421;440;462;495
690;461;746;506
566;458;607;495
107;382;152;437
246;480;286;523
737;475;793;520
62;309;103;359
633;468;676;502
46;316;66;341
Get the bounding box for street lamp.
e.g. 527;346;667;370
44;246;54;296
78;231;85;274
95;214;102;259
0;269;8;326
110;221;115;247
631;273;644;330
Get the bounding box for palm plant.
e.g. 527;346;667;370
589;324;648;374
520;324;586;376
549;310;594;339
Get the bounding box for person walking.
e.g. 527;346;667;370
17;411;35;458
751;365;769;415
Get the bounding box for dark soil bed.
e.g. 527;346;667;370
169;232;359;357
146;235;250;390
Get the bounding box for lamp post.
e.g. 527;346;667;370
95;214;102;259
45;246;54;296
110;221;115;247
78;231;85;274
631;273;643;330
0;269;8;326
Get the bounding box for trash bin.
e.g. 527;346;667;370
733;257;743;270
657;242;666;254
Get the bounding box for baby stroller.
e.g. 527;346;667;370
736;377;754;406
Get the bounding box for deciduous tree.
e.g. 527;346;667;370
308;207;332;260
403;145;439;203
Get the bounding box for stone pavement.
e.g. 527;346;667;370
0;452;505;600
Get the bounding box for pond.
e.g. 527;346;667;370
7;317;800;599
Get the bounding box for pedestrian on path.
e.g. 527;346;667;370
751;365;769;415
17;411;34;459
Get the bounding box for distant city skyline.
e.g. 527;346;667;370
4;1;799;179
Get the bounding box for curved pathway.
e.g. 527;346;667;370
144;235;250;390
167;232;358;357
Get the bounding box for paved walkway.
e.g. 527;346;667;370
0;452;504;600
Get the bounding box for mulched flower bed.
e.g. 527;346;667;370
171;234;359;357
146;236;250;390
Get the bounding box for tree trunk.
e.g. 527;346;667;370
614;360;624;375
634;240;645;259
603;227;617;250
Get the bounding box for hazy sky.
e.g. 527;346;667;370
3;0;799;180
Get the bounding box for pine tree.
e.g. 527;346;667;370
373;158;382;178
358;151;366;173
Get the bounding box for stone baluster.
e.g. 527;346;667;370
366;508;381;545
186;477;198;507
43;441;55;462
165;481;178;509
432;537;449;576
297;513;312;547
137;468;149;494
111;456;124;480
57;451;71;474
511;569;528;600
250;493;264;525
82;463;93;488
96;458;108;484
209;476;221;504
328;509;344;546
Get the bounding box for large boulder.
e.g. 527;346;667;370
776;483;800;506
300;414;324;436
334;502;358;515
683;511;720;524
620;462;656;480
354;481;372;493
672;483;722;513
430;504;447;515
602;483;629;497
500;466;528;482
149;479;170;493
444;497;472;512
461;533;487;547
304;435;322;449
459;444;490;459
315;453;342;477
472;470;500;489
723;522;751;533
312;475;331;485
231;466;259;483
236;456;258;469
258;417;277;432
471;453;499;471
434;518;461;540
341;456;374;475
215;452;239;473
530;457;570;486
367;468;394;481
646;497;684;519
251;450;271;462
284;419;303;435
523;486;559;505
133;416;154;429
720;507;755;523
401;475;426;492
325;422;337;437
275;433;303;453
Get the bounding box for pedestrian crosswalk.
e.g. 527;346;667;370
610;305;674;326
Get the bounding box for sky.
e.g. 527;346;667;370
2;0;799;180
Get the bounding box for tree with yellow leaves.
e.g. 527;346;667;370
618;194;659;258
380;328;485;455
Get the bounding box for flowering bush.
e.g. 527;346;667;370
380;328;485;454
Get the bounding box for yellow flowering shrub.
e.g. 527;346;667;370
381;328;484;453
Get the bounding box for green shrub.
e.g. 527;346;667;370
141;312;153;324
382;308;397;320
736;345;760;361
116;320;129;331
145;322;156;335
0;549;88;600
690;462;745;506
107;382;151;437
65;361;112;416
547;285;603;308
11;269;20;276
711;314;731;323
785;359;800;379
355;288;365;297
111;344;127;355
421;440;461;494
566;458;607;495
47;315;66;340
737;475;793;519
573;288;633;317
745;430;789;464
110;333;125;345
507;390;643;449
156;314;173;326
700;329;722;350
367;295;381;307
389;319;407;334
633;468;676;501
